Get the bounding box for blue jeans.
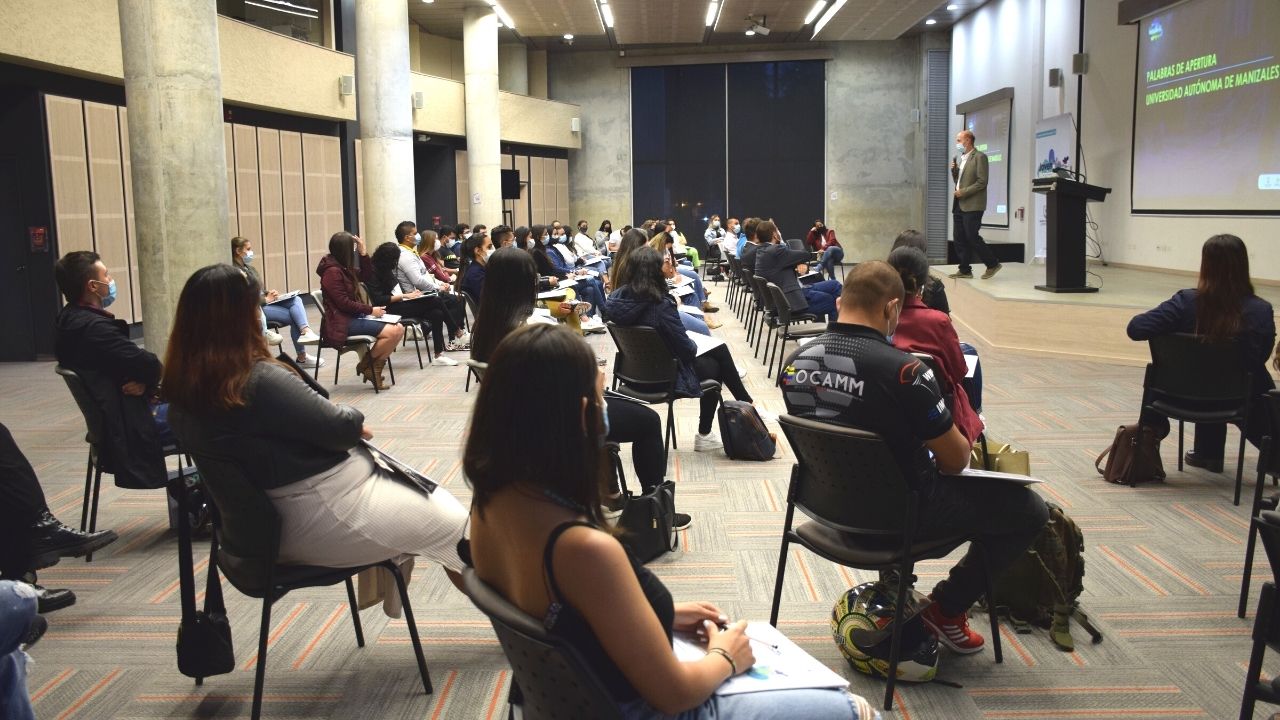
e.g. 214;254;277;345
819;247;845;280
677;267;706;306
801;280;842;321
679;311;710;336
618;688;876;720
263;297;311;355
0;580;36;720
574;277;607;318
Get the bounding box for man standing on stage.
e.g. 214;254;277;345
949;130;1001;280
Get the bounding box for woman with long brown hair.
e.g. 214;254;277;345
164;264;468;583
1128;234;1276;471
316;231;404;390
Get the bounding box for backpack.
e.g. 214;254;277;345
617;481;678;563
717;401;777;461
985;502;1103;651
1095;424;1166;486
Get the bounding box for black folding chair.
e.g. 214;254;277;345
1240;510;1280;720
462;569;622;720
1238;390;1280;617
1143;333;1253;504
54;365;186;561
748;276;777;361
310;289;394;393
770;415;1002;712
464;359;487;393
460;291;480;334
184;445;433;720
763;281;823;378
606;322;720;461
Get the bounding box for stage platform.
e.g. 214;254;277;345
940;262;1280;370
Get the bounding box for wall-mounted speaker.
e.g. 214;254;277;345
1048;68;1062;87
1072;53;1089;74
570;117;581;132
413;92;424;109
339;75;355;96
501;169;521;200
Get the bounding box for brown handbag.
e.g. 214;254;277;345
1095;424;1166;486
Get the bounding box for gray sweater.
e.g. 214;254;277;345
168;362;364;490
394;245;443;294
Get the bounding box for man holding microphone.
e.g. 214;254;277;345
949;130;1001;280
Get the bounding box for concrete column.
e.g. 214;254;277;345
499;44;529;95
356;0;416;247
118;0;229;354
462;6;503;226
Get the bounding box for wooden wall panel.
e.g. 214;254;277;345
529;156;545;225
84;101;134;323
45;95;94;255
224;124;239;235
233;125;262;282
514;155;530;229
555;158;569;225
301;133;330;284
118;108;141;322
320;135;344;240
455;150;469;225
256;128;288;293
280;131;309;293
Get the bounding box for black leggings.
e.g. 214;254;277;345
398;295;460;353
605;399;665;493
693;344;752;435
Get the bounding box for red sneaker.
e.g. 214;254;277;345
920;601;985;654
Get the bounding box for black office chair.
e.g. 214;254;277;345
460;290;480;334
724;255;745;315
770;415;1002;712
1239;510;1280;720
464;359;488;393
1143;333;1253;504
785;238;807;252
748;276;777;361
606;322;720;461
1238;390;1280;618
398;318;430;369
763;282;823;379
54;365;185;561
309;290;394;393
462;568;623;720
185;445;433;720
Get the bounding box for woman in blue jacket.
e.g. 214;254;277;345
606;247;757;453
1128;234;1276;471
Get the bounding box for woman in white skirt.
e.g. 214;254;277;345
162;263;468;585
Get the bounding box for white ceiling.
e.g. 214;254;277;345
405;0;981;45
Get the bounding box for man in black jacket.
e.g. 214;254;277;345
54;251;171;489
752;220;842;320
1;422;117;612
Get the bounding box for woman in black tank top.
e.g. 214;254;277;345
463;324;876;720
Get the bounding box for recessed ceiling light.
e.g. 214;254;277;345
947;3;959;9
925;18;937;24
745;28;756;35
563;33;574;39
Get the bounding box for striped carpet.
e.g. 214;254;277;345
3;279;1276;720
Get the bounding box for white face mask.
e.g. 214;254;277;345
463;231;472;240
712;220;720;229
955;142;966;153
413;232;422;246
484;247;495;261
433;238;441;251
243;250;255;262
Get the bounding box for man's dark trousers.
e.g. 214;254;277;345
952;204;998;275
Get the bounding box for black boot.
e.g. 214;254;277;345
20;573;77;613
1184;451;1224;474
29;510;118;568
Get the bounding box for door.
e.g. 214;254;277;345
0;156;36;361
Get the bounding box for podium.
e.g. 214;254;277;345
1031;176;1111;293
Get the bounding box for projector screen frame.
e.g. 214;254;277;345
1127;0;1280;217
956;87;1014;229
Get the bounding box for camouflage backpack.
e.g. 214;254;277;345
985;502;1103;651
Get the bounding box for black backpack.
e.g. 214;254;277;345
984;502;1103;651
617;481;678;563
717;401;776;461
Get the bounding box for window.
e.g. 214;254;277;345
218;0;328;47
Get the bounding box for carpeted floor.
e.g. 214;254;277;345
3;278;1276;720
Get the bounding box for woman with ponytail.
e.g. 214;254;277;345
885;246;984;444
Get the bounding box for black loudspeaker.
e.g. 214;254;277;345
501;169;521;200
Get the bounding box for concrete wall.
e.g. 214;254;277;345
825;39;929;261
548;42;930;258
417;28;464;82
547;51;632;233
950;0;1280;281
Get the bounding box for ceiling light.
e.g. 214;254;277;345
489;2;515;29
925;18;937;25
745;28;755;36
947;3;959;9
812;0;847;37
804;0;828;25
244;0;318;18
705;2;719;27
422;0;433;4
599;2;614;28
563;33;574;39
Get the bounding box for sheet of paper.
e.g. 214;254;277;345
676;304;705;317
954;467;1044;485
670;284;695;299
672;622;849;696
964;353;979;379
267;290;300;304
688;331;726;357
360;313;401;324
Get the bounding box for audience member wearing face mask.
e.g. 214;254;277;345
315;231;405;390
230;236;324;369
